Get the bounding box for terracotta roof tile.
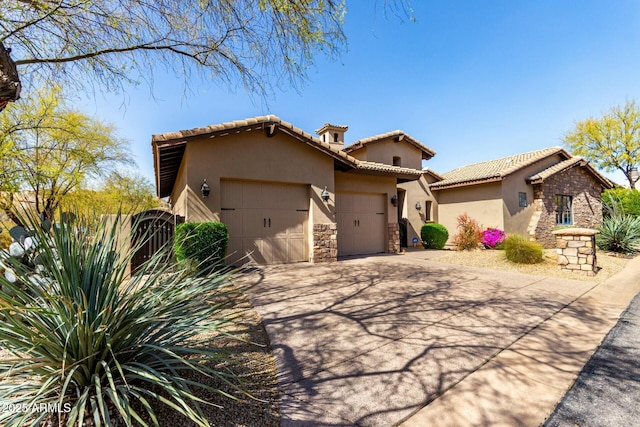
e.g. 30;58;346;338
344;130;436;160
430;147;569;189
528;157;613;188
315;123;349;134
356;160;422;176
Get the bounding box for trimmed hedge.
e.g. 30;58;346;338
504;234;543;264
174;222;229;269
421;223;449;249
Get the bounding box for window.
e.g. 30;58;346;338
425;200;432;221
555;195;572;225
518;192;527;207
393;156;401;167
333;133;339;142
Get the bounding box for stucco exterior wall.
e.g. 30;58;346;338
533;167;604;247
176;131;336;225
398;174;439;246
170;158;188;218
356;140;423;170
434;182;503;241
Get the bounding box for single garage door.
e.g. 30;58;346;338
336;192;386;257
221;180;309;264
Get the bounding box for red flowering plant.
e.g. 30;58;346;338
482;228;506;248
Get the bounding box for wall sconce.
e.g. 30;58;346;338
415;201;422;211
321;186;330;202
200;179;210;198
391;195;398;206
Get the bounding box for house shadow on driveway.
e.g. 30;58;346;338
235;255;615;427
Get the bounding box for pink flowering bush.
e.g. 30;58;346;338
482;228;506;248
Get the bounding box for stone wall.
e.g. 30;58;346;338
388;223;400;254
553;228;598;276
533;167;603;247
313;223;337;263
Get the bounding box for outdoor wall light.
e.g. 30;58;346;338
200;179;210;198
321;186;330;202
391;195;398;206
415;201;422;211
631;167;639;186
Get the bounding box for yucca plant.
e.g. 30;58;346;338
597;214;640;254
0;212;245;426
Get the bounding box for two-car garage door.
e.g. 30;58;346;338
221;180;309;264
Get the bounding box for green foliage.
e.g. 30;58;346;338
0;86;130;223
0;212;244;426
452;213;483;251
504;234;544;264
175;222;229;269
603;188;640;217
420;223;449;249
597;213;640;254
564;100;640;188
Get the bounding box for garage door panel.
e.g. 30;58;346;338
221;180;309;264
336;193;386;257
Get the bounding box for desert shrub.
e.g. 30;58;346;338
504;234;544;264
603;188;640;217
452;213;483;251
0;213;243;427
175;222;229;269
482;227;506;248
597;213;640;254
421;223;449;249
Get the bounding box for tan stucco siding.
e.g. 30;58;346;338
178;131;336;224
170;157;189;218
435;182;503;240
360;140;423;170
501;170;535;235
398;174;439;246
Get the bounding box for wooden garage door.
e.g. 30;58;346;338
336;192;386;257
221;180;309;264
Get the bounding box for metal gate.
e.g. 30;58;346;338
131;209;184;274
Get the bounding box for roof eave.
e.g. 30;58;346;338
430;176;503;191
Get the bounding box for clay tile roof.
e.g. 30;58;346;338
343;130;436;160
430;146;569;190
528;157;613;188
315;123;349;134
356;160;422;176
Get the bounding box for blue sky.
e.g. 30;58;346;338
79;0;640;188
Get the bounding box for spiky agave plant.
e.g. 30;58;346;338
0;213;244;426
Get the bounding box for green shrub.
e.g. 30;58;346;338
504;234;544;264
597;213;640;254
603;188;640;217
175;222;229;269
421;223;449;249
452;213;483;251
0;212;243;427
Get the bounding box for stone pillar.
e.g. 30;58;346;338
388;223;400;254
552;228;599;276
313;223;337;263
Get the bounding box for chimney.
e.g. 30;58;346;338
315;123;348;150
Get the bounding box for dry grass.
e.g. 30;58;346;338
431;248;632;282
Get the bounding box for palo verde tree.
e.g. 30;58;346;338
0;0;347;98
0;85;130;225
564;100;640;188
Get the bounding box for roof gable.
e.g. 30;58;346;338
343;130;436;160
152;115;423;197
527;157;613;188
430;146;570;190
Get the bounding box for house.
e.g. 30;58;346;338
429;147;613;247
152;116;613;265
152;115;431;264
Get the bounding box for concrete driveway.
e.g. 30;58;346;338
236;252;640;426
